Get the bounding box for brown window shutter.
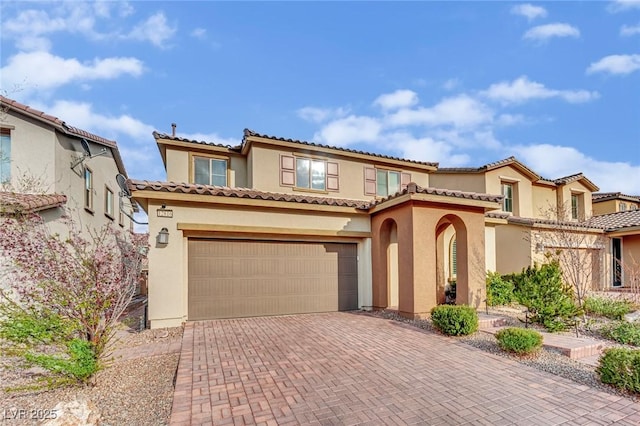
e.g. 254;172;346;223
280;155;295;186
327;161;339;191
401;172;412;190
364;167;376;195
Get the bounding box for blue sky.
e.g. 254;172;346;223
1;1;639;197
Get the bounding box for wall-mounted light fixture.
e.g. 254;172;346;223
157;227;169;245
535;242;544;253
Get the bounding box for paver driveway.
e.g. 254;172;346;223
170;313;640;425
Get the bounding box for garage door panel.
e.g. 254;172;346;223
188;239;358;320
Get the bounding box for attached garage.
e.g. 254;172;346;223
188;239;359;320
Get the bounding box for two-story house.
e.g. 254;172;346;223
0;96;134;236
431;157;606;290
593;192;640;215
130;129;502;328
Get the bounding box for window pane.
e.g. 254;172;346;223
376;170;387;196
571;195;579;219
0;134;10;183
502;183;513;212
194;157;210;185
211;159;227;186
388;171;400;195
296;158;310;188
311;160;326;190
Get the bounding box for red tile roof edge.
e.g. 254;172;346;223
0;192;67;214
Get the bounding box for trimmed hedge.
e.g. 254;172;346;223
597;348;640;393
486;271;514;306
431;305;478;336
495;327;543;355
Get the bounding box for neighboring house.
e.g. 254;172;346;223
0;96;134;236
591;194;640;289
130;129;502;328
593;192;640;215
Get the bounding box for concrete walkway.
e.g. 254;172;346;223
170;312;640;425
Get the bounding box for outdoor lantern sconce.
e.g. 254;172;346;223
157;227;170;245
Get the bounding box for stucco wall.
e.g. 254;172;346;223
495;224;532;274
248;144;431;200
485;225;497;272
531;185;557;219
623;234;640;287
429;173;486;194
486;167;534;217
557;181;594;220
146;199;372;328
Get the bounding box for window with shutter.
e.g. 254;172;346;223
364;167;377;195
366;167;409;196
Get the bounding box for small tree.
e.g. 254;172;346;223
531;204;607;310
0;211;147;386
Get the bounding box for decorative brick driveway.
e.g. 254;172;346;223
170;313;640;425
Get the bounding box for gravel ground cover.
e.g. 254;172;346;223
0;326;182;426
371;309;640;403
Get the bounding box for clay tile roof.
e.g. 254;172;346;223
243;129;438;167
0;192;67;214
589;210;640;231
553;173;583;185
367;183;503;208
485;212;511;220
435;156;541;180
127;180;371;209
152;131;242;151
592;192;640;203
0;95;117;148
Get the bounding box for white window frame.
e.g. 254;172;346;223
84;167;93;211
193;156;228;187
295;157;327;191
105;186;114;220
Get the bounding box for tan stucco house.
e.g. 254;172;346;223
130;129;503;328
0;96;134;236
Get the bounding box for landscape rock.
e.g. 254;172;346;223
624;311;640;323
43;399;100;426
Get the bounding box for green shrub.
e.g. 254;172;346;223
495;327;543;355
25;339;98;382
431;305;478;336
597;348;640;393
584;297;633;320
486;271;515;306
602;321;640;346
513;260;581;332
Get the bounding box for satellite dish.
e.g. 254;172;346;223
116;173;131;197
80;138;91;157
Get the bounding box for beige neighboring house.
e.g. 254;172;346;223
593;192;640;215
431;157;610;290
0;96;134;237
130;129;502;328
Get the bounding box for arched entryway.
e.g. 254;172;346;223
435;214;469;307
379;218;399;309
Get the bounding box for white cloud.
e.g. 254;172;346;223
178;132;240;147
608;0;640;13
297;106;349;123
387;132;470;166
127;12;176;48
515;144;640;194
523;23;580;41
37;100;154;140
496;114;525;126
621;23;640;36
482;76;599;104
386;95;493;129
191;28;207;39
373;90;419;111
313;116;383;146
0;51;144;95
511;4;548;21
586;54;640;75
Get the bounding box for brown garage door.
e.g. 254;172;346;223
188;239;358;320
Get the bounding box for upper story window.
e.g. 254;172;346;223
194;156;227;186
280;155;339;192
364;167;411;197
502;182;513;213
620;202;627;212
631;204;638;211
296;158;326;191
0;128;10;184
105;186;114;219
571;193;582;220
84;167;93;211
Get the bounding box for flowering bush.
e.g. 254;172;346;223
0;212;147;386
